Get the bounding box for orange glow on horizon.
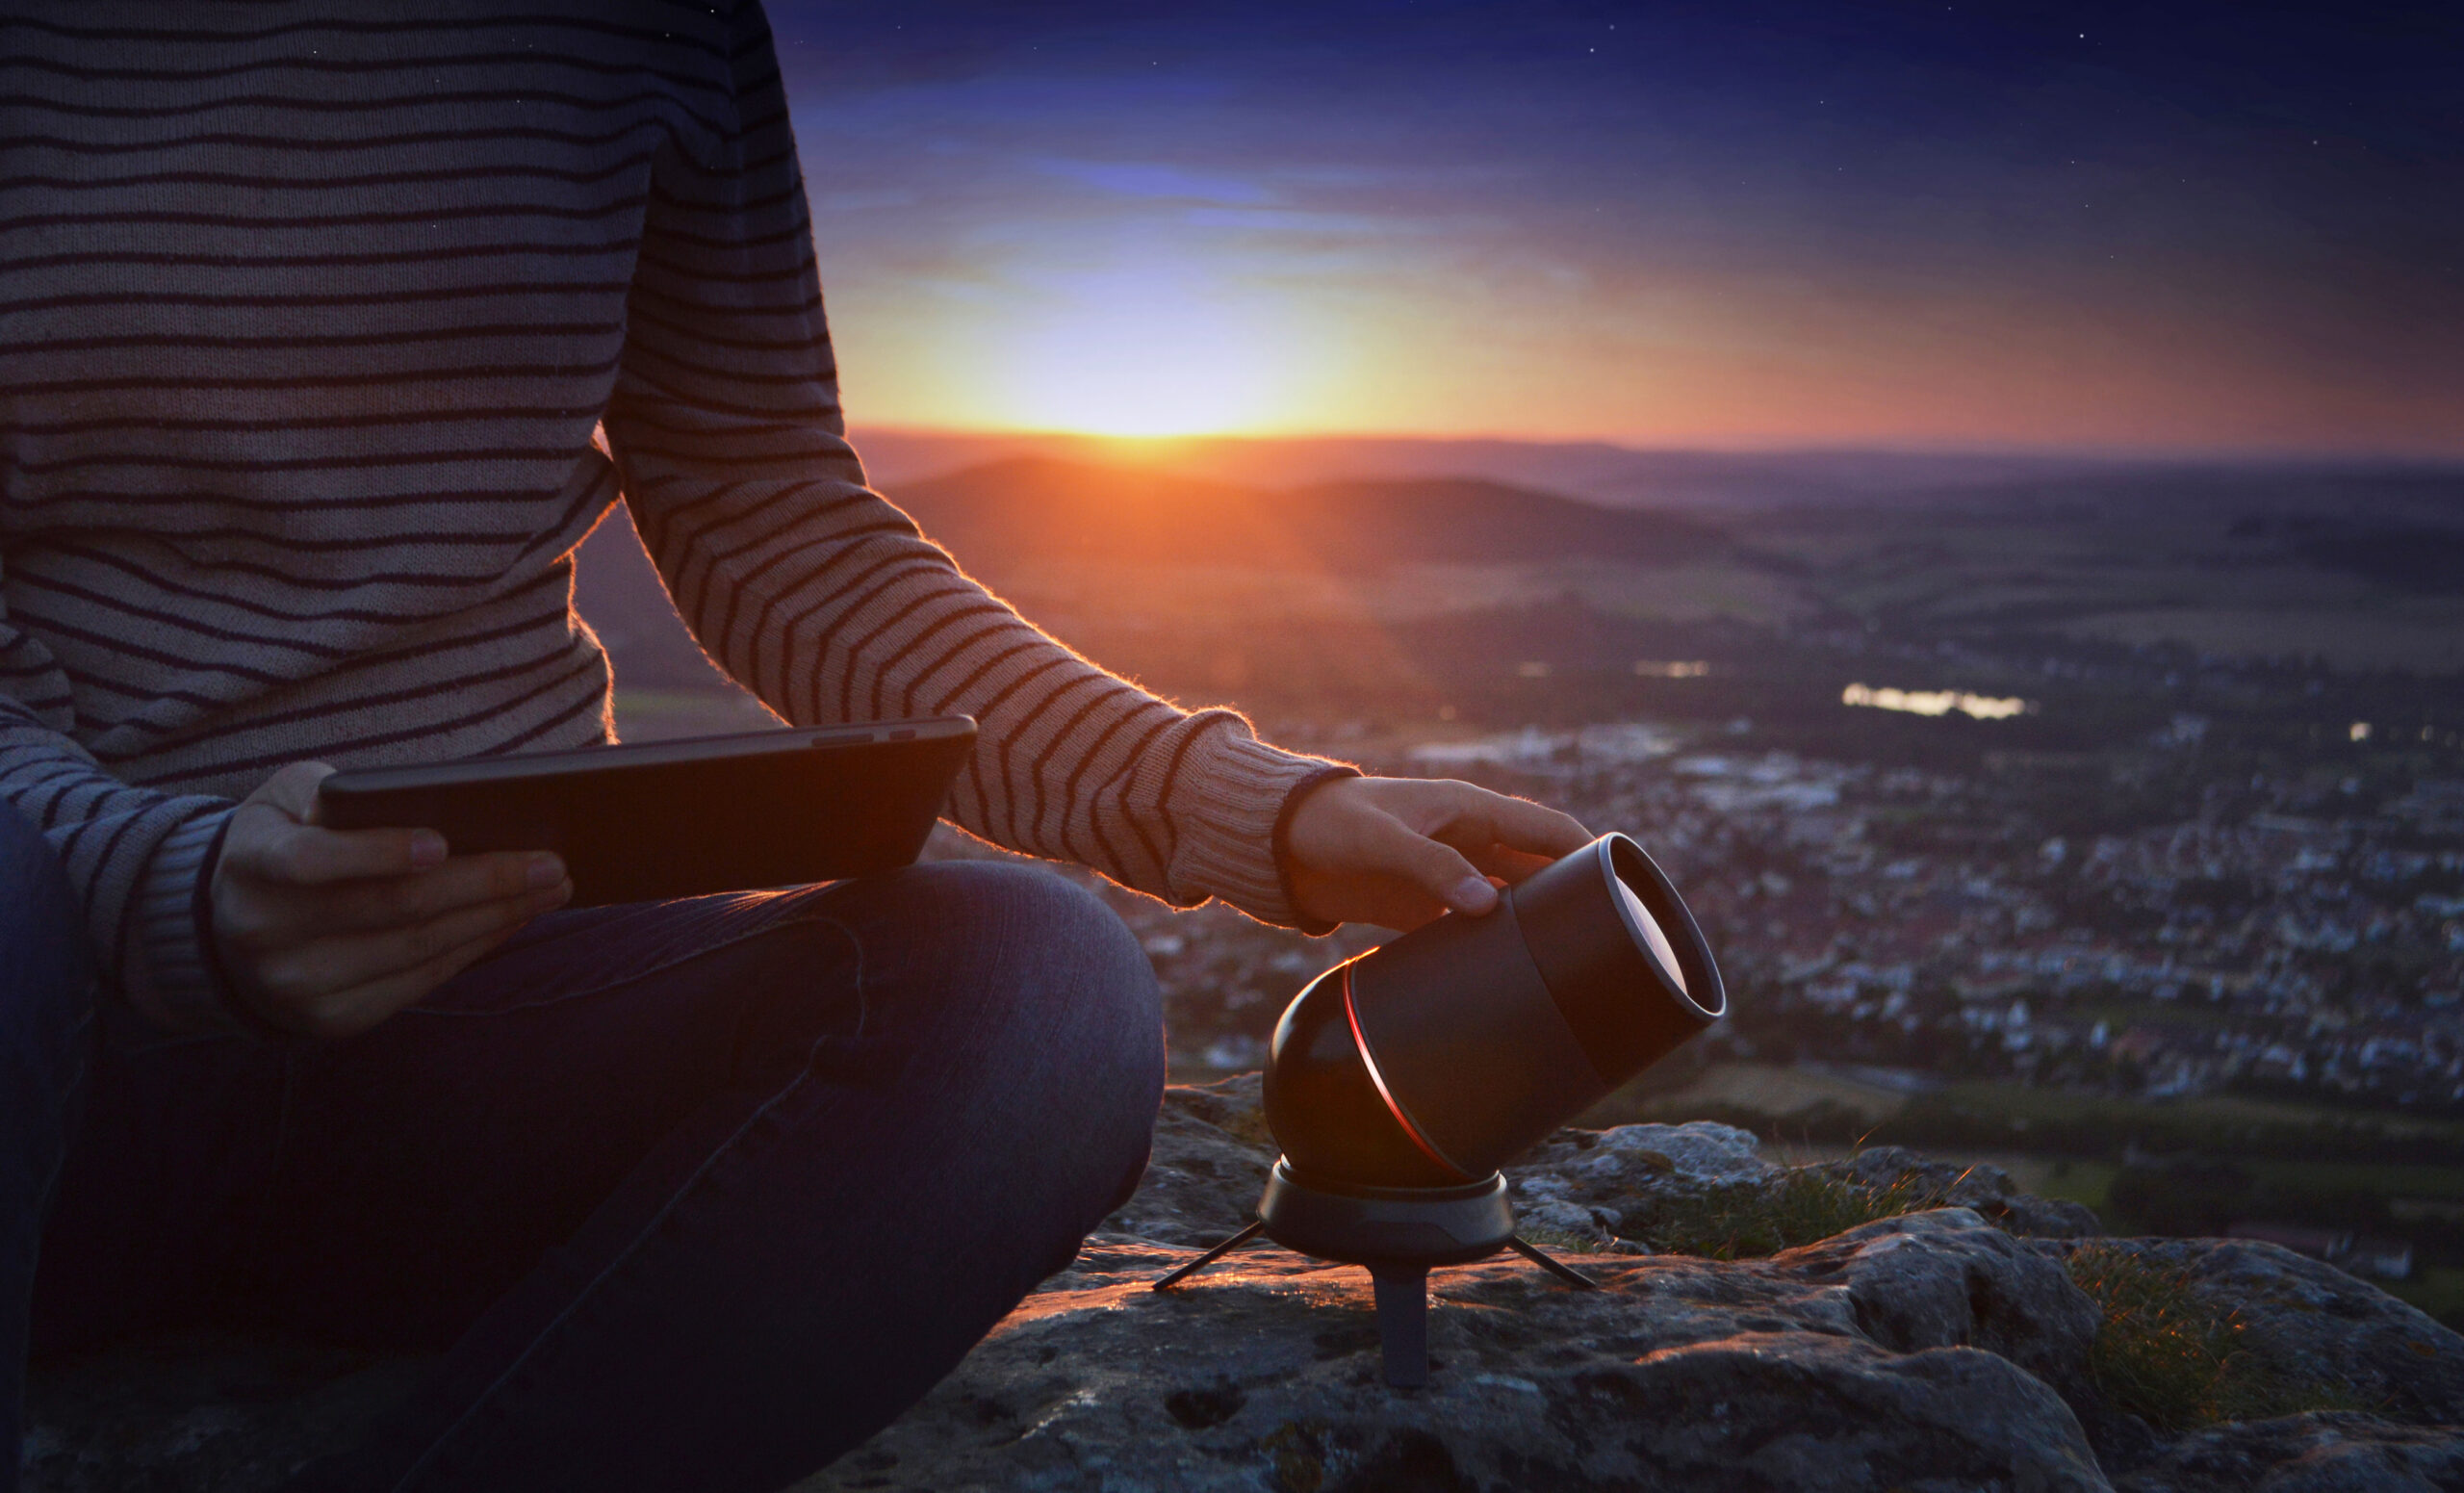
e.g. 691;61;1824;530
824;251;2464;458
882;256;1356;440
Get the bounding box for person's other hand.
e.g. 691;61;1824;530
1281;775;1593;932
209;761;572;1037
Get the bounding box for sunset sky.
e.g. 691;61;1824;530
767;2;2460;454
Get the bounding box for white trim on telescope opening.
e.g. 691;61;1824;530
1612;871;1689;996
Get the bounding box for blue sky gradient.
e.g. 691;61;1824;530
763;2;2463;452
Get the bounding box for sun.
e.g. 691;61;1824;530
976;271;1306;438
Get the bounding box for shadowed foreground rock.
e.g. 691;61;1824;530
802;1075;2464;1493
24;1075;2464;1491
809;1229;2110;1492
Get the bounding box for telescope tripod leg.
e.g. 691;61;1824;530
1506;1234;1603;1290
1368;1264;1431;1389
1150;1220;1266;1291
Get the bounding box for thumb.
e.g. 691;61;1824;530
1372;813;1501;916
249;760;339;824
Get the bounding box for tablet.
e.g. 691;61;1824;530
316;717;976;906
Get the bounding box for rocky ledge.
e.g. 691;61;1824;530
26;1075;2464;1492
814;1075;2464;1493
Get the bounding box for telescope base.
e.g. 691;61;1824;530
1369;1265;1431;1388
1150;1158;1601;1387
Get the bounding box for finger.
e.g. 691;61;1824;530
1463;842;1558;884
224;816;449;888
1426;786;1593;861
274;851;566;938
219;850;560;951
253;880;569;1004
1364;812;1500;916
1348;880;1458;931
1285;862;1452;934
265;917;535;1039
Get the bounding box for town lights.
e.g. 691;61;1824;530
1156;834;1726;1386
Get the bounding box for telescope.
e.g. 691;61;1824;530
1155;833;1725;1386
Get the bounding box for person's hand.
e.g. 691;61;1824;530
1281;775;1593;932
209;761;572;1037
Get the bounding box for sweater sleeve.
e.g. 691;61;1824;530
0;636;233;1029
600;2;1349;926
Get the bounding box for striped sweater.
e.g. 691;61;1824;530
0;2;1345;1029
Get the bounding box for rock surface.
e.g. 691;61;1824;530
2061;1236;2464;1431
2112;1411;2464;1493
21;1338;421;1493
805;1076;2464;1493
812;1221;2116;1493
23;1075;2464;1491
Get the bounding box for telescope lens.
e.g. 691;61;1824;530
1613;863;1689;997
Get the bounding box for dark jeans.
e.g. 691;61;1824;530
2;804;1165;1492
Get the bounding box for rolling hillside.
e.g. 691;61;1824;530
874;456;1728;575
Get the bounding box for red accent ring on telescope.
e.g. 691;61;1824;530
1340;964;1474;1182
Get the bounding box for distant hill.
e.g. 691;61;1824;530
570;454;1727;698
843;427;2118;509
878;456;1726;574
846;426;2464;522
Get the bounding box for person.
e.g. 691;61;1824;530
0;5;1590;1489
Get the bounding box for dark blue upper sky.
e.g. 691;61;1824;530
762;1;2462;451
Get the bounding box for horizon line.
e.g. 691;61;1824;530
844;424;2464;469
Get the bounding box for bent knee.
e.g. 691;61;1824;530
1006;865;1156;1033
943;868;1163;1216
866;861;1156;1013
977;863;1157;1016
853;860;1162;1119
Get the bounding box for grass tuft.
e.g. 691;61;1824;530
1515;1221;1613;1256
2065;1244;2363;1431
1636;1168;1952;1260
